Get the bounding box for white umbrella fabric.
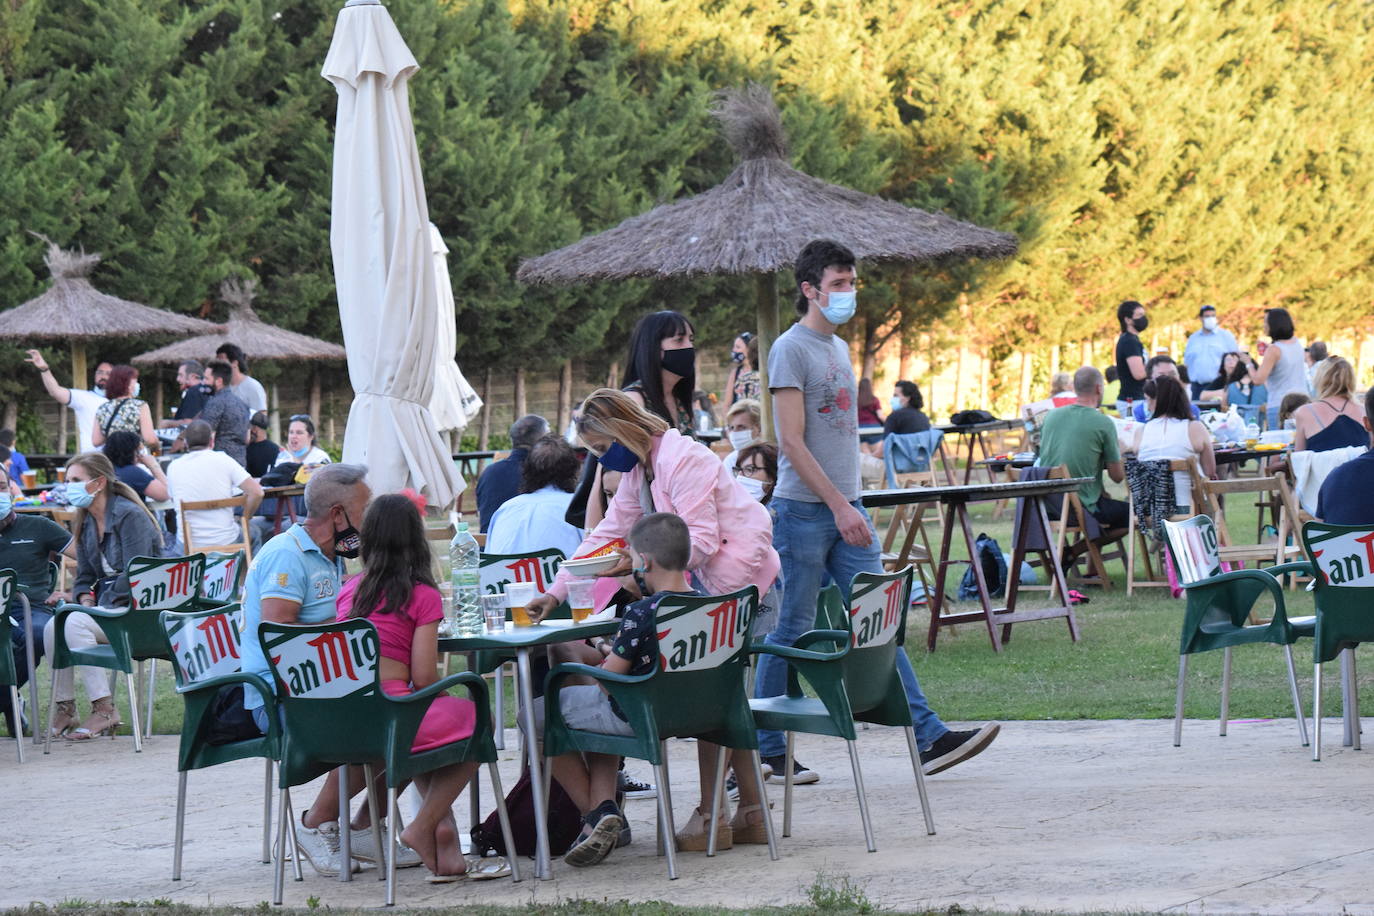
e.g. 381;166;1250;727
427;223;483;433
322;0;462;507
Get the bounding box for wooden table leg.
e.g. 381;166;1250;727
1038;496;1080;641
952;497;1003;651
927;501;959;651
936;440;957;485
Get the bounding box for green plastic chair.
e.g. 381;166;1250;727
200;550;247;606
0;570;25;762
160;605;283;879
749;568;936;851
45;554;210;754
260;617;520;905
542;586;777;879
1162;516;1314;748
0;562;59;750
1298;521;1374;761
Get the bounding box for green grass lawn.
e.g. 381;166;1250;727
9;479;1359;740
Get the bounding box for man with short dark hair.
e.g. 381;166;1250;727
245;411;281;478
1316;386;1374;525
159;360;215;428
1131;356;1202;421
215;343;269;414
486;434;584;557
196;360;252;467
476;414;550;531
759;239;999;783
1114;300;1148;416
1039;367;1128;530
1183;305;1238;399
0;489;76;736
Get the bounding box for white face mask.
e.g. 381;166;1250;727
131;381;141;398
736;475;766;502
727;429;754;450
1202;316;1218;331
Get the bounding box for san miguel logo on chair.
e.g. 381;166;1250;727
1306;527;1374;587
850;579;904;648
658;594;753;672
264;624;379;699
480;550;563;595
0;573;12;611
166;611;242;683
129;557;204;611
201;554;240;602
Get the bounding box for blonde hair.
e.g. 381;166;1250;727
65;451;159;534
577;389;669;474
725;398;761;428
1313;356;1356;402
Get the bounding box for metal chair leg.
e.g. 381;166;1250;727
363;764;384;882
706;745;727;857
273;787;289;904
1219;646;1232;737
337;765;351;883
173;770;187;879
8;685;22;763
1173;654;1188;747
748;750;780;860
486;761;520;882
468;766;481;835
1313;661;1323;761
262;759;274;864
44;667;57;755
1348;650;1361;751
782;731;795;837
126;672;143;752
284;786;303;881
846;740;877;853
902;726;936;835
653;760;677;879
144;659;157;740
21;596;39;745
493;662;506;750
1283;644;1309;746
385;787;397;907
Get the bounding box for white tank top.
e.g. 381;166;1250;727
1265;339;1308;403
1137;417;1198;508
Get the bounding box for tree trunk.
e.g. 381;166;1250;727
860;316;878;381
898;334;913;380
2;402;15;432
755;272;779;442
1019;350;1032;406
952;344;965;411
268;383;281;444
478;368;492;451
557;359;573;435
58;403;68;453
309;366;322;426
514;368;527;418
606;361;620;389
152;376;165;425
70;341;87;395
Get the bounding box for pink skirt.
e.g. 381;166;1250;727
381;679;477;752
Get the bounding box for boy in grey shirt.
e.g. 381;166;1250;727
757;239;999;782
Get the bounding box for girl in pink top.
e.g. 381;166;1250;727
337;493;478;881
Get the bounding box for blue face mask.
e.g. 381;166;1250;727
890;396;904;412
66;480;97;508
820;289;857;324
596;442;640;473
0;493;11;517
290;445;311;460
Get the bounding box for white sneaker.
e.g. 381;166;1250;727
349;823;423;868
292;816;359;876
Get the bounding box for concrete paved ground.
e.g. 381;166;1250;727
4;718;1371;914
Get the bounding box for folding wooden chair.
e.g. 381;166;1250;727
1194;474;1303;572
1126;459;1194;595
1047;466;1127;590
874;470;938;597
178;495;253;562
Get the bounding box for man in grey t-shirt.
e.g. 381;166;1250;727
757;239;1000;781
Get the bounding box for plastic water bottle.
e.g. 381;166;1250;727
449;518;482;636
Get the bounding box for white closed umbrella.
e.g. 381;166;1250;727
427;223;483;433
323;0;462;507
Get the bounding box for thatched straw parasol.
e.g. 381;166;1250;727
0;236;221;387
518;84;1018;434
132;278;346;439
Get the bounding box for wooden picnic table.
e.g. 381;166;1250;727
862;476;1091;652
933;418;1024;484
261;483;305;536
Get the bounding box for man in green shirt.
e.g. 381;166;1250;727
1038;366;1128;529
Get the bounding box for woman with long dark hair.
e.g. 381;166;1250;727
338;493;500;881
567;310;698;529
1131;377;1215;514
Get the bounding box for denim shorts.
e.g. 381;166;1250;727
528;686;633;737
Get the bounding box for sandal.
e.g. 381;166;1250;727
49;700;78;738
730;804;770;845
674;805;732;852
425;855;511;883
67;700;120;740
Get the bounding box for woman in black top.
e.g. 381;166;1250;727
872;380;930;456
1114;299;1148;413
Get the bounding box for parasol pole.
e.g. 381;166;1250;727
70;341;88;395
755;272;779;442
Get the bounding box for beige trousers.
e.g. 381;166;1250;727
42;611;112;702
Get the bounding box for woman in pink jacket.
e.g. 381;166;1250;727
526;387;780;852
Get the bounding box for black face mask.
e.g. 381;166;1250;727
1133;315;1149;332
333;510;361;559
660;346;695;378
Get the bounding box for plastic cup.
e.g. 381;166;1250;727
480;593;507;633
507;581;537;627
566;577;596;623
20;471;36;489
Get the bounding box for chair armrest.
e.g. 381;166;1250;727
1264;561;1312;578
389;671;489;707
175;671;283;744
750;641;846;664
53;601;128;623
546;661;655;691
793;629;851;654
1186;568;1299;625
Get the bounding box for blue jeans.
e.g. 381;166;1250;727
755;497;947;756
